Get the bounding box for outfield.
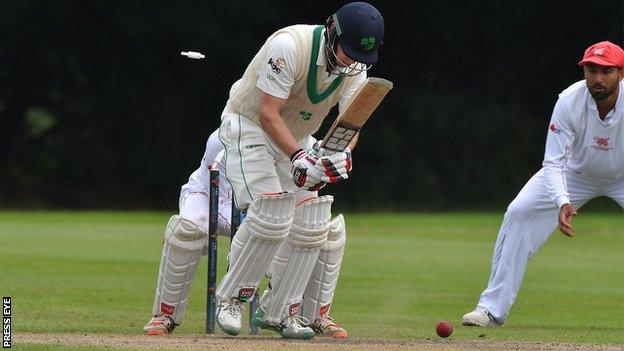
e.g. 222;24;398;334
1;211;622;350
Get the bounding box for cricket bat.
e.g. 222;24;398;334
320;77;393;154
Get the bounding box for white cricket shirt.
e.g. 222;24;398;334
543;80;624;208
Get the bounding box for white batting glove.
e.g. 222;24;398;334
315;148;352;183
291;149;326;191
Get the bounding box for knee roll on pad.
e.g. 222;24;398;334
216;192;296;301
263;196;333;324
301;214;346;322
151;215;207;324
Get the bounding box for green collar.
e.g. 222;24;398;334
307;26;344;104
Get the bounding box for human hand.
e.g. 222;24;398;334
314;148;352;183
558;203;577;237
291;149;326;191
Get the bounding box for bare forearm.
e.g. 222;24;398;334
259;110;301;157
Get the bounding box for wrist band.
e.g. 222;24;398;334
290;148;304;162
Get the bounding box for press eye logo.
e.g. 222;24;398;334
3;297;10;349
360;36;376;52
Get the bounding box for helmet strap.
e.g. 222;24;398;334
324;18;340;73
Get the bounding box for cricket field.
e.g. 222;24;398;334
1;210;622;350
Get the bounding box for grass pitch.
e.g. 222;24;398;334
0;210;622;349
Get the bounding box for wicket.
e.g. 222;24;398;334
206;168;259;335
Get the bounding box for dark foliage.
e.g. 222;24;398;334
0;1;621;210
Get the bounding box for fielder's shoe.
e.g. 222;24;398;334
217;298;245;335
252;306;315;339
143;314;176;335
309;315;348;339
462;307;501;327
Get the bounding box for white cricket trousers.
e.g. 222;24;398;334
478;168;624;323
218;113;316;209
178;130;233;243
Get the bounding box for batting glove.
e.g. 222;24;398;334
315;148;352;183
291;148;326;191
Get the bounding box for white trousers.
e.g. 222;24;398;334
218;113;316;209
179;192;232;236
178;129;234;247
478;168;624;323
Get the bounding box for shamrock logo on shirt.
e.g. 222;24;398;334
299;111;312;121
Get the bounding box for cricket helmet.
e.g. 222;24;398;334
332;2;384;65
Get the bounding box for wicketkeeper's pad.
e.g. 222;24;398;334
151;215;207;324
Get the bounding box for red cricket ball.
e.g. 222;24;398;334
436;320;453;338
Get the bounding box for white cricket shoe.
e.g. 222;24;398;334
252;306;315;339
462;307;501;327
217;298;245;335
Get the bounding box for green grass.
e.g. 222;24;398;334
1;210;622;345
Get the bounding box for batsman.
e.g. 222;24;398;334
214;1;383;340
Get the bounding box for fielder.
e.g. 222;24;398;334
463;41;624;327
214;2;384;339
143;130;352;338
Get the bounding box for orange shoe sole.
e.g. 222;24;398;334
331;331;348;339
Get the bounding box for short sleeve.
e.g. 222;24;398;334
256;33;299;99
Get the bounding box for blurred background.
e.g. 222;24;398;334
1;1;622;211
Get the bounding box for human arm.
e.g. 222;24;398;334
256;33;302;157
258;92;301;157
542;98;576;209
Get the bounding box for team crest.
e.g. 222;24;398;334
592;136;612;151
549;123;561;134
592;47;605;56
360;36;376;52
299;111;312;121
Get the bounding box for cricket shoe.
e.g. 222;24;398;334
217;298;245;335
252;306;315;339
143;314;176;335
462;307;501;327
309;315;348;339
